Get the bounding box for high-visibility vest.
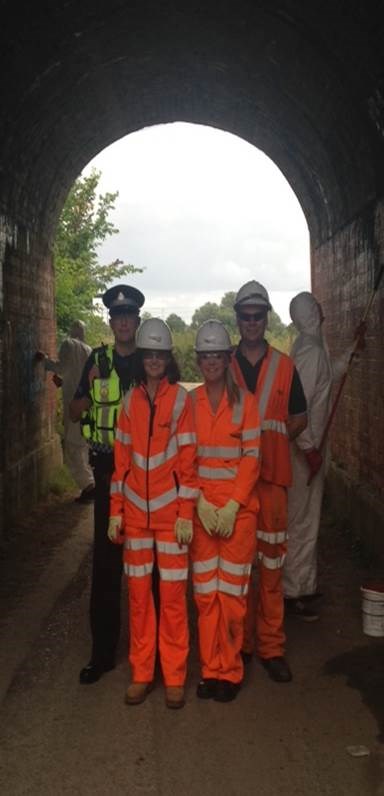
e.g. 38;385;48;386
81;345;122;448
191;384;261;511
231;345;294;487
110;379;199;530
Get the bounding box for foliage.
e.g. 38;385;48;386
166;313;187;333
54;169;142;337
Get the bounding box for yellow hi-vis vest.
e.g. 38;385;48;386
81;345;122;448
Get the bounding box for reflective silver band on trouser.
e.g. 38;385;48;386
158;567;188;581
198;466;238;480
124;537;154;551
123;484;178;512
124;562;154;577
193;577;249;596
156;541;188;555
115;428;131;444
257;551;286;569
193;556;251;577
256;530;288;544
261;419;287;435
192;556;219;574
197;445;241;458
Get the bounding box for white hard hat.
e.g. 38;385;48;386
195;320;232;353
234;280;271;311
136;318;173;350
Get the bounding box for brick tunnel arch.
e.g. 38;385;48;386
0;1;383;539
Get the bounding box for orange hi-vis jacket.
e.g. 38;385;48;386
191;384;261;512
231;345;294;487
110;379;199;530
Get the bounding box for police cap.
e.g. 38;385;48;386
103;284;145;317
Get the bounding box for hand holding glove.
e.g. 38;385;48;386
215;499;240;538
304;448;323;481
197;494;218;535
108;515;124;544
174;518;193;544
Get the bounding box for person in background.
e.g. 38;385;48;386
70;284;145;685
190;320;261;702
108;318;198;710
283;291;366;620
36;320;95;503
231;280;307;683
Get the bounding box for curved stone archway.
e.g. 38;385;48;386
0;1;383;538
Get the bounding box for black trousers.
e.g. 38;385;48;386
89;451;123;666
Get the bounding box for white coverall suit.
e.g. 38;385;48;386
46;337;94;490
283;292;349;599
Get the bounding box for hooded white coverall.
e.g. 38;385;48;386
283;292;349;599
46;337;94;490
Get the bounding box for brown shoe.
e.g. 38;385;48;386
124;682;153;705
165;686;185;709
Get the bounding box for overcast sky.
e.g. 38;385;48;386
84;122;310;324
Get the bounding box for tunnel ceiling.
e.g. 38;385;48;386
1;0;384;246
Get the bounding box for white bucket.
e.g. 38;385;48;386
361;584;384;637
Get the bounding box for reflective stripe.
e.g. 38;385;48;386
115;428;131;445
258;349;281;422
124;537;154;551
231;391;245;424
198;445;241;458
219;557;252;577
242;447;260;458
241;427;261;441
257;551;286;569
123;484;178;512
156;541;188;555
218;578;249;596
123;387;134;413
192;556;219;574
99;406;111;445
170;386;187;435
178;485;200;499
198;466;237;480
110;481;124;495
159;567;188;581
257;530;288;544
177;432;196;446
193;577;218;594
133;436;178;471
261;419;287;435
125;562;154;577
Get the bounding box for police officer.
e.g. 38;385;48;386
70;284;145;684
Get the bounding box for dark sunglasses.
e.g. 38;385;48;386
237;309;267;322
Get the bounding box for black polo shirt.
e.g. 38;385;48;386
235;344;307;415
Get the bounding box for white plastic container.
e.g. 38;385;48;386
361;583;384;637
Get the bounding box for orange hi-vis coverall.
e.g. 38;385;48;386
190;385;261;684
110;379;199;686
231;346;294;659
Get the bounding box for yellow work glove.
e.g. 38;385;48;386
216;499;240;538
174;518;193;544
197;494;218;536
108;515;124;544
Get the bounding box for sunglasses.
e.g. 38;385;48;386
198;352;227;360
237;310;267;322
142;350;169;361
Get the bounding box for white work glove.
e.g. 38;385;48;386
174;518;193;544
216;499;240;538
108;515;124;544
197;494;218;536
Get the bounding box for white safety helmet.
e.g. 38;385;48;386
136;318;173;350
234;280;272;311
195;320;232;353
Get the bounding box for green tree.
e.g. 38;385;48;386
166;313;187;333
54;169;142;336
